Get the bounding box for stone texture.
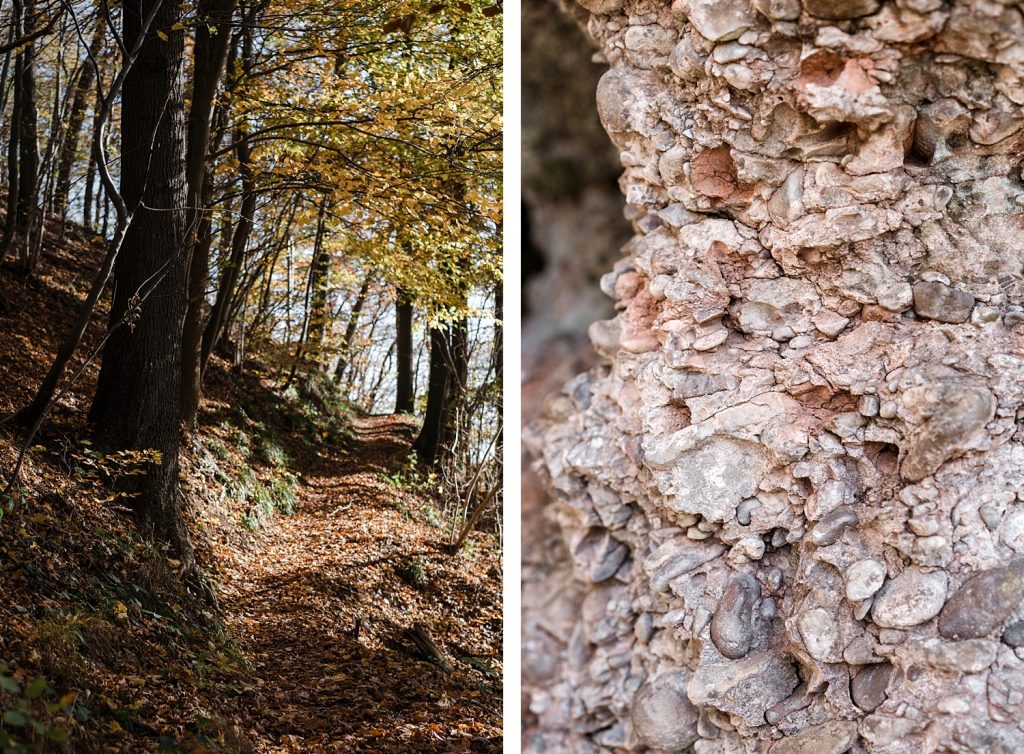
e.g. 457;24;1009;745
846;559;887;601
684;0;756;42
1003;621;1024;648
524;0;1024;750
901;384;995;482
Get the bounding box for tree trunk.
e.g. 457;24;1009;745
199;128;255;377
1;15;22;263
179;96;231;428
394;292;414;413
53;17;104;220
303;197;331;366
412;319;466;467
82;91;101;230
14;0;39;268
526;2;1024;753
176;0;237;427
88;0;190;560
333;274;370;386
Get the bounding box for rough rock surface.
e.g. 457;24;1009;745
521;1;633;751
524;0;1024;750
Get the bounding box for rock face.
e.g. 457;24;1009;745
524;0;1024;751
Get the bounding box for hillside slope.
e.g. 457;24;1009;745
0;226;501;753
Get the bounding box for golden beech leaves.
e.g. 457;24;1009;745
220;0;501;315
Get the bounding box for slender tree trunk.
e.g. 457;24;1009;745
82;93;100;230
395;291;414;413
177;0;237;427
88;0;191;560
53;17;103;219
199;128;255;376
14;0;39;269
179;98;231;427
303;197;331;366
333;274;370;386
285;203;327;388
1;34;21;263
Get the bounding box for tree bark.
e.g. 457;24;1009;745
88;0;191;560
526;2;1024;752
394;291;414;413
412;319;466;467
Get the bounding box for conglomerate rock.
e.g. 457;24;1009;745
525;0;1024;751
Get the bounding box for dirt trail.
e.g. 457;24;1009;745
209;415;502;753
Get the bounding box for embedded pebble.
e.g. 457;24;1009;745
901;384;995;482
797;607;839;661
919;637;997;673
871;567;948;628
847;559;887;602
687;652;799;727
912;281;975;324
937;561;1024;640
684;0;756;42
877;281;913;312
810;506;859;546
851;662;893;712
769;720;860;754
1002;621;1024;648
711;575;762;659
752;0;801;20
631;673;700;751
858;395;880;417
936;696;971;715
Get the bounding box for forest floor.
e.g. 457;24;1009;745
0;223;502;752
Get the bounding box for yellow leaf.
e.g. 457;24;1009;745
156;30;168;41
108;720;123;732
59;693;78;707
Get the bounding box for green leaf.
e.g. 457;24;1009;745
3;709;28;726
0;675;20;694
25;677;47;699
46;726;69;742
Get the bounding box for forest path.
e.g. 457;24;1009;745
209;415;502;753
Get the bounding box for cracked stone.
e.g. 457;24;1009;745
847;558;887;601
